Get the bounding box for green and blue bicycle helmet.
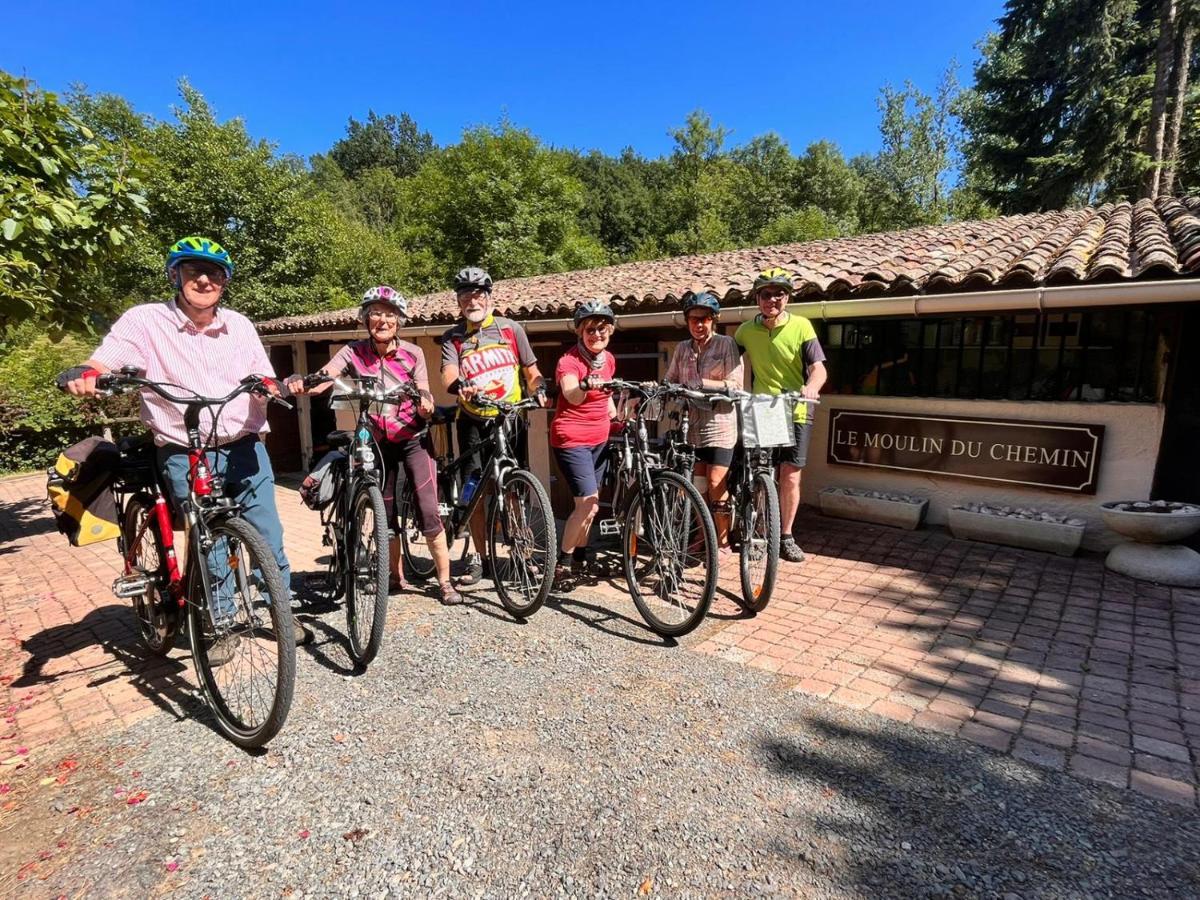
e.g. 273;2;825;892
166;236;234;286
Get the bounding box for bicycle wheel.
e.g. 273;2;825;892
398;481;437;582
121;494;179;655
186;516;296;749
487;469;555;618
345;482;389;666
737;472;781;613
623;470;717;637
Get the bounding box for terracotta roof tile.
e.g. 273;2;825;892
258;196;1200;335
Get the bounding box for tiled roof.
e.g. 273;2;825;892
258;196;1200;335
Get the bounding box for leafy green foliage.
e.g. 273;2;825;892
960;0;1176;211
0;72;149;338
0;321;136;473
327;111;435;180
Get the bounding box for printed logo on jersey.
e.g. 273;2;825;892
459;340;519;401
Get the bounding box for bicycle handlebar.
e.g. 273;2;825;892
301;371;423;404
90;369;294;410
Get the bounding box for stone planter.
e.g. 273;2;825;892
948;506;1085;557
1100;500;1200;587
819;487;927;531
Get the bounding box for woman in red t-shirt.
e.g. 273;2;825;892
550;300;618;589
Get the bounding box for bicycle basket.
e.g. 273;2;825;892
739;395;795;448
300;450;347;510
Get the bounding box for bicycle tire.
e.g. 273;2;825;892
623;469;717;637
187;516;296;749
121;494;179;656
398;481;437;582
345;482;389;667
737;472;781;613
487;469;555;618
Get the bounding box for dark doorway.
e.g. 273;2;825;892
1152;304;1200;517
264;344;302;472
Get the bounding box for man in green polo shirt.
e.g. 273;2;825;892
734;267;827;563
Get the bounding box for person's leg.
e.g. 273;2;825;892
706;461;732;549
399;438;457;600
156;446;238;621
378;442;404;588
778;420;811;562
223;439;292;588
456;416;492;585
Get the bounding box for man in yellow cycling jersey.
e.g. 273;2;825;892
440;266;548;586
734;268;827;563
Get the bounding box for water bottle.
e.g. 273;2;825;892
460;473;481;506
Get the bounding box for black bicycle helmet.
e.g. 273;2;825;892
453;266;492;293
572;299;615;329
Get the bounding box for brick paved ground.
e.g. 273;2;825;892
3;472;1199;805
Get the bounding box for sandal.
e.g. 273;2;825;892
388;574;406;594
438;582;464;606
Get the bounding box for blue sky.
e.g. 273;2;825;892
2;1;1005;161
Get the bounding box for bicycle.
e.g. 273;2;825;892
398;397;556;618
300;372;419;667
595;379;718;638
667;389;818;613
57;367;297;749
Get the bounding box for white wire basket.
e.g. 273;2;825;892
739;395;795;448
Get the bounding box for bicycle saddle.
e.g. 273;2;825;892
326;430;353;449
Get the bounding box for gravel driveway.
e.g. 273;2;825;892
4;579;1200;898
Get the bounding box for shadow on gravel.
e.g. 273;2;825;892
296;614;360;676
761;711;1200;897
15;604;216;734
544;592;678;648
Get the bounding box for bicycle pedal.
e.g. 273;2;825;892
438;503;453;517
112;574;152;599
598;519;619;536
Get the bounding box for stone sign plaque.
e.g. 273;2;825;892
827;410;1105;494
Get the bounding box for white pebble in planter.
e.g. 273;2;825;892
819;487;928;531
947;504;1085;557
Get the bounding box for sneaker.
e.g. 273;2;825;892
457;553;484;587
290;618;308;644
553;564;575;593
207;632;241;667
780;537;807;563
439;582;464;606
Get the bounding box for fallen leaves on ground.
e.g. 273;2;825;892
342;827;369;843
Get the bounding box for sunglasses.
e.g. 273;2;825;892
179;262;228;283
582;323;613;335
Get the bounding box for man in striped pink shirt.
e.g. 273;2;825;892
62;236;294;603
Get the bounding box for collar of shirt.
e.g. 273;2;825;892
168;297;228;335
755;310;791;332
466;313;496;335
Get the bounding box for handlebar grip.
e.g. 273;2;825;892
303;372;331;388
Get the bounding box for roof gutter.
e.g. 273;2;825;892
260;278;1200;344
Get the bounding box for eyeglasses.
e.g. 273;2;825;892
366;310;400;321
179;262;228;284
686;315;713;326
582;323;613;336
756;288;789;302
457;288;489;302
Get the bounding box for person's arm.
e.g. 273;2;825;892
411;350;434;416
510;323;548;405
62;359;111;397
803;361;827;400
288;345;353;396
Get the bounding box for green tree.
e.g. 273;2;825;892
327;111;435;180
793;141;864;234
961;0;1161;211
0;71;149;337
398;122;606;283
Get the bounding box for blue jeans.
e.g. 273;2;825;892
157;437;291;620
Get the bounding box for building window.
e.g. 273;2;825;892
818;309;1165;402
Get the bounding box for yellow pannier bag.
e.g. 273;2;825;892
46;436;122;547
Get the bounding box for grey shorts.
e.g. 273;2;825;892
774;420;812;468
